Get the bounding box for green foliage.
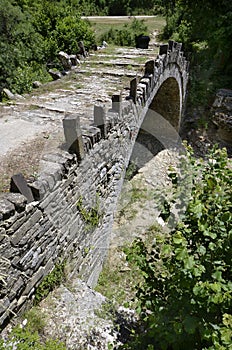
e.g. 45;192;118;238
0;308;66;350
101;18;148;47
125;161;138;181
125;146;232;350
108;0;130;15
0;327;66;349
6;63;51;95
161;0;232;106
34;260;66;303
0;0;94;98
76;195;102;230
54;16;94;53
107;0;165;15
32;1;95;56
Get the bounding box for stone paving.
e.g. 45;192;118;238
0;46;158;161
0;44;159;192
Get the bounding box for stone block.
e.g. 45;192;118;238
159;44;169;55
70;54;80;66
58;51;72;70
29;180;47;201
8;277;25;301
94;105;107;138
0;198;15;221
22;266;45;296
0;299;17;327
0;297;10;315
112;93;122;118
107;111;119;129
78;41;87;58
63;113;85;160
6;212;30;234
11;210;42;246
82;126;101;147
168;40;175;51
42;152;75;171
130;77;137;103
48;69;62;80
4;193;27;213
40;159;64;180
10;173;34;203
135;35;150;49
140;77;151;97
145;60;155;75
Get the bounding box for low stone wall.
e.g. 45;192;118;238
0;41;189;330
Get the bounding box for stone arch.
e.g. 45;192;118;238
130;75;183;170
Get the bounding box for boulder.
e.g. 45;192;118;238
48;69;62;80
135;35;150;49
58;51;72;70
69;54;80;66
211;89;232;144
78;41;88;58
2;88;15;100
33;81;42;88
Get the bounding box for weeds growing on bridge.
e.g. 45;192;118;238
76;195;102;230
34;260;66;304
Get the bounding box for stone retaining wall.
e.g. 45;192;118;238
0;41;189;330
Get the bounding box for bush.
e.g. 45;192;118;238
0;0;95;98
101;18;148;47
125;146;232;350
54;15;95;53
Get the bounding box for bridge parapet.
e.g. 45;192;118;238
129;40;188;109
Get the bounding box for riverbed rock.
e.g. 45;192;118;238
211;88;232;144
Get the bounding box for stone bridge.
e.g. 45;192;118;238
0;40;189;329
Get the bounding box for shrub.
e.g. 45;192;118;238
0;0;95;97
125;146;232;350
101;18;148;47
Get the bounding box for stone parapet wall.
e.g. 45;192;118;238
0;41;189;330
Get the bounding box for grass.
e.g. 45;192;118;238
86;16;166;44
0;307;66;350
95;245;141;307
95;179;155;307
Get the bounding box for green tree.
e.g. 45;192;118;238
0;0;95;97
0;0;47;94
108;0;130;15
162;0;232;87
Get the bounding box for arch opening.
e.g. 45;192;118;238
150;77;181;131
127;77;182;175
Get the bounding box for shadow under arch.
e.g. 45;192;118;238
129;77;183;171
150;77;182;131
